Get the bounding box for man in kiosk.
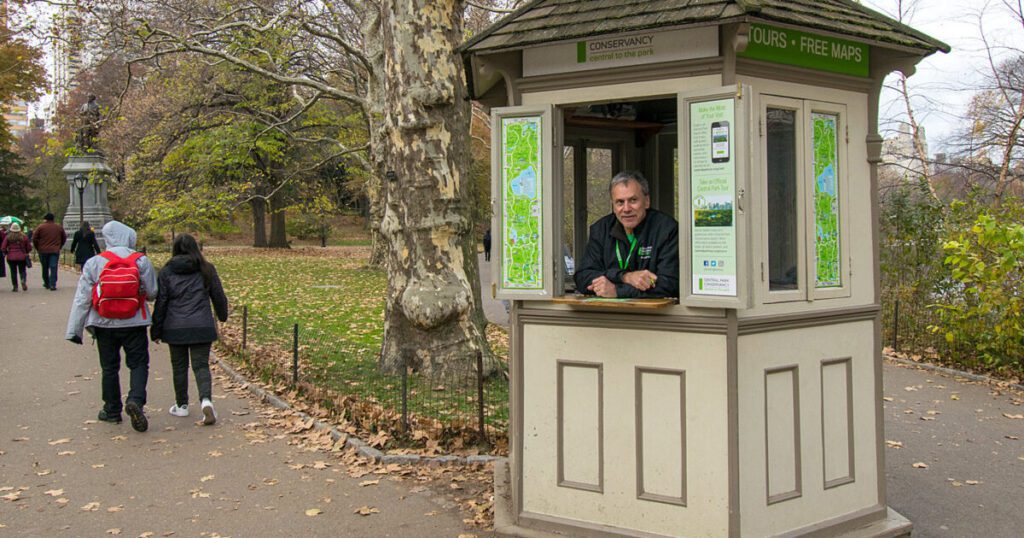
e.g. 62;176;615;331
575;171;679;299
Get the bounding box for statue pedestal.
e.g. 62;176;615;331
63;155;114;249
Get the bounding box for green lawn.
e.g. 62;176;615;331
176;246;509;450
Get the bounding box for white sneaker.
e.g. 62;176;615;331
169;404;189;417
201;399;217;425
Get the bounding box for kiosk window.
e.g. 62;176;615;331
762;98;848;301
766;107;799;291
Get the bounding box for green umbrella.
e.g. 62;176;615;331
0;216;24;226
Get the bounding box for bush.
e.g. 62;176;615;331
930;198;1024;371
287;212;332;241
139;225;166;248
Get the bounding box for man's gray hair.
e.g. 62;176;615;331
609;170;650;196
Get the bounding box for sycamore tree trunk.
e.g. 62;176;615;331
251;198;268;247
268;189;289;248
369;0;493;379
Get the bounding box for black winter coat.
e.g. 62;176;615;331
69;229;101;265
574;209;680;298
151;255;229;344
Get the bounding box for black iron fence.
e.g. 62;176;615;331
219;305;509;452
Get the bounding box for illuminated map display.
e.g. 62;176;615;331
501;116;544;289
812;112;841;288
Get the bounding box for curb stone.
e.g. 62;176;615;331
213;353;503;466
885;355;1024;392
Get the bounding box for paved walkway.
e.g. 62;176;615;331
0;267;485;537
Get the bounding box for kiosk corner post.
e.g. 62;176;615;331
292;323;299;384
476;350;487;444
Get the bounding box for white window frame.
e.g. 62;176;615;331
760;96;851;303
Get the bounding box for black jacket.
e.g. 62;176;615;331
69;229;100;265
574;209;680;298
151;255;229;344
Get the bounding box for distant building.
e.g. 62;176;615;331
881;124;929;180
3;100;30;138
47;2;84;119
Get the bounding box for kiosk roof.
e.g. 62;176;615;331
462;0;949;55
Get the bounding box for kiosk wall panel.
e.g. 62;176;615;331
636;368;686;505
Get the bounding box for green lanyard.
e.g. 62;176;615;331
616;235;638;270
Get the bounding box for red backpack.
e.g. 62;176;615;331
92;251;147;319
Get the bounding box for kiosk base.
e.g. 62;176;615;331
492;460;912;538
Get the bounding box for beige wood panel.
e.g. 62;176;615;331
637;368;686;504
822;358;855;487
737;320;880;537
765;366;802;503
521;323;729;537
558;362;603;490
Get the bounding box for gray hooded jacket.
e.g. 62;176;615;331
66;221;158;340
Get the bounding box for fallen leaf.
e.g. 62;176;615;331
312;461;329;470
2;492;21;502
358;479;379;487
110;435;128;441
140;533;155;538
107;505;123;513
48;438;72;446
92;464;106;469
965;480;981;485
904;386;918;392
45;489;64;497
106;529;121;535
12;437;29;442
883;396;894;402
885;440;904;449
57;451;76;456
950;394;960;400
208;451;223;458
1003;413;1023;420
912;462;928;469
81;501;101;511
200;475;215;482
36;469;53;476
354;506;379;516
305;508;322;517
951;481;963;487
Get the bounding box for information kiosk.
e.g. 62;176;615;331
464;2;947;537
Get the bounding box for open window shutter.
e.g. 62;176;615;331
678;85;752;309
490;105;559;301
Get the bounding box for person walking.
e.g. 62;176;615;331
66;221;157;433
69;221;101;270
1;223;31;291
483;229;492;262
32;212;67;290
0;223;7;279
151;234;228;426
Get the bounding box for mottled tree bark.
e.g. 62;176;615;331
251;198;268;248
368;0;493;378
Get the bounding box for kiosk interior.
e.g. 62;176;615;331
464;2;947;536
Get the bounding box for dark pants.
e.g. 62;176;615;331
39;252;59;288
7;260;26;288
169;343;213;406
95;327;150;414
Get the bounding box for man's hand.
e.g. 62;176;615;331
67;335;83;345
622;270;658;291
587;276;618;298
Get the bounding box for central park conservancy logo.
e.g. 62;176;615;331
577;34;656;63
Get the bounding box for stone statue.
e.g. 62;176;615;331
76;95;101;152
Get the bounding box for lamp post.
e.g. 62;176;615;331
72;173;88;228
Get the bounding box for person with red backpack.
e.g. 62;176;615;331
66;221;158;433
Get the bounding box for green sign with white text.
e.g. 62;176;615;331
739;23;869;78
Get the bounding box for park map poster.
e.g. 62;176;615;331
812;112;841;288
689;98;737;296
500;116;544;290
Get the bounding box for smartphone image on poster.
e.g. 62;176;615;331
711;121;730;163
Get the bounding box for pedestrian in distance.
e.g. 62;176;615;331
151;233;229;426
0;222;7;278
69;220;101;271
66;221;157;433
483;229;492;262
32;212;67;290
1;223;31;291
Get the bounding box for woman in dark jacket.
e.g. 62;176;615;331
69;221;101;270
151;233;229;425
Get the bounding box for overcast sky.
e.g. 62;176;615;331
863;0;1023;153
